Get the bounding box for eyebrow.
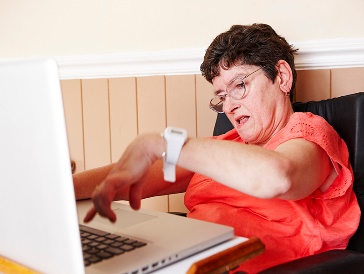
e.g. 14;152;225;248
213;89;223;96
213;74;247;96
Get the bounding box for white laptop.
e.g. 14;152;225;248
0;58;234;274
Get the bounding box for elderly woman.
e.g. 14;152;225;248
75;24;360;272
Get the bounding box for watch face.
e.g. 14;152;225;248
166;127;187;139
170;128;185;135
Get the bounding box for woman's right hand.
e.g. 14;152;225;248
83;133;164;223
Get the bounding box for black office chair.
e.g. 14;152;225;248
213;92;364;273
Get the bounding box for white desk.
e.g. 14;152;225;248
155;236;248;273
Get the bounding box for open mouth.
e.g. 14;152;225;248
236;115;249;125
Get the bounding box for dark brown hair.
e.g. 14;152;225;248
200;24;298;101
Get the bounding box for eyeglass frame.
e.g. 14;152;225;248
209;66;264;113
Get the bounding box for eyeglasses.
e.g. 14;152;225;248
209;67;264;113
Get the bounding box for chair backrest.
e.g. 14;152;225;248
213;92;364;253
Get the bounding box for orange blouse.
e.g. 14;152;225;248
185;112;360;273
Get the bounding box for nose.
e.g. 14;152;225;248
223;96;240;113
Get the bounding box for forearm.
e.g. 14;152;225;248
73;159;193;201
73;164;115;200
178;137;331;200
141;160;194;198
178;138;291;198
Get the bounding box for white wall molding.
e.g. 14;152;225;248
294;38;364;70
55;38;364;79
56;49;205;79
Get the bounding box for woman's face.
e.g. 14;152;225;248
212;64;291;145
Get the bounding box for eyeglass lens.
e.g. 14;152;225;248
209;67;263;113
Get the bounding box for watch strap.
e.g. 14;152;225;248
162;127;187;182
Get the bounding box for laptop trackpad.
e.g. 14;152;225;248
93;208;157;229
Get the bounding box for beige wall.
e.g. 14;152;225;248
1;0;364;58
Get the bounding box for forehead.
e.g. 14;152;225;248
212;65;253;87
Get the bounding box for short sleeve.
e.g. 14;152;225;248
266;112;353;199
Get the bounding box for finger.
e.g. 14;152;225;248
129;183;143;210
103;207;117;223
90;196;117;223
83;204;117;223
91;181;118;222
83;206;97;223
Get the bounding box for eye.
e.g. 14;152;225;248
217;93;227;101
236;80;246;89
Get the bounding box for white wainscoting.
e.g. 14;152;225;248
55;38;364;80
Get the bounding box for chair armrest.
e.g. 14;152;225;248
259;250;364;274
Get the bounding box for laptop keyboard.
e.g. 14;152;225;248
80;224;147;266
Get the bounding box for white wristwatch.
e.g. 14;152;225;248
162;127;188;182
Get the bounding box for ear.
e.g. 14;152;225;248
276;60;293;96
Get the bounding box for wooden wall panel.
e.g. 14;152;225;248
136;76;166;133
109;77;138;162
295;70;330;102
136;76;168;211
81;79;111;170
331;67;364;98
196;75;216;137
165;75;196;136
60;79;85;173
169;194;187;213
165;75;196;213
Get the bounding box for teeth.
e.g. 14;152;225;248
237;116;247;124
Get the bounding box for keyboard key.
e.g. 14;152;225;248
87;234;98;240
119;244;135;252
133;241;147;248
97;244;108;250
96;250;113;259
105;247;125;255
110;241;124;248
124;239;136;245
87;255;103;264
102;239;115;245
105;234;121;240
79;224;109;236
89;242;100;247
87;247;100;254
95;236;107;242
114;236;129;242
